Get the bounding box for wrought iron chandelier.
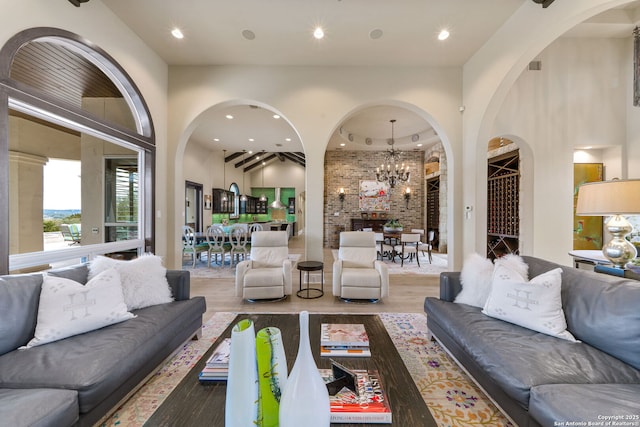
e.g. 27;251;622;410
375;119;410;188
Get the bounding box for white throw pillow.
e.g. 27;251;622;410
482;264;577;342
21;269;135;349
494;253;528;280
454;253;495;308
89;254;174;310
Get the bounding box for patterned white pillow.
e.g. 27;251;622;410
89;254;174;310
21;268;135;349
482;264;577;342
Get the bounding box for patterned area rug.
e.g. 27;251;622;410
102;312;512;427
332;249;450;275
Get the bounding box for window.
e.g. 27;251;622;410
0;28;155;274
230;183;240;219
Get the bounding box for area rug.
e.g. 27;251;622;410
102;312;512;427
183;254;301;279
332;249;450;276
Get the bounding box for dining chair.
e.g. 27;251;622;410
410;228;430;262
393;233;421;267
205;225;228;267
374;232;393;260
182;225;209;268
229;224;249;267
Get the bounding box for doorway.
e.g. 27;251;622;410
185;181;203;232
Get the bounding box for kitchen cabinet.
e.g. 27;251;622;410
212;188;235;213
240;196;259;214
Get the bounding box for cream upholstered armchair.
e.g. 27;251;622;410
235;231;292;301
333;231;389;302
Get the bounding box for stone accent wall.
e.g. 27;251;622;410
324;150;424;248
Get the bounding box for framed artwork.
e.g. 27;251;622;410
573;163;603;250
204;194;212;210
358;180;390;211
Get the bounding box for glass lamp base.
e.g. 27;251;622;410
603;215;637;268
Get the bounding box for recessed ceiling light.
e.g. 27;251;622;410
340;143;346;147
438;29;450;41
285;138;291;142
313;26;325;40
416;143;423;147
369;29;383;40
242;30;256;40
171;28;184;39
226;114;234;119
213;138;220;142
248;138;255;142
273;114;281;119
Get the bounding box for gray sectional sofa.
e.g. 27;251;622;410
0;263;206;427
424;255;640;427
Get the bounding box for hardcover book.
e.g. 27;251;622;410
205;338;231;367
320;368;392;424
320;346;371;358
320;323;369;348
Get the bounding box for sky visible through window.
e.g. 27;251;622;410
43;158;81;210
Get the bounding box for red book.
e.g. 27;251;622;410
320;369;392;424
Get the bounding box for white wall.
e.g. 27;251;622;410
463;0;638;267
167;65;463;267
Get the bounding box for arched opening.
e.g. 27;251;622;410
0;27;155;274
324;102;452;269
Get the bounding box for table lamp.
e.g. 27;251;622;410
576;179;640;268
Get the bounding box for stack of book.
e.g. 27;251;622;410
198;337;231;383
320;368;392;424
320;323;371;357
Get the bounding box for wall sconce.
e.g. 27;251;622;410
338;188;346;207
404;187;411;208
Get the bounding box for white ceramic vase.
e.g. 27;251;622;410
279;311;330;427
225;318;259;427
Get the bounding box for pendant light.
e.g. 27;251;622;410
259;162;267;202
221;149;228;202
240;150;247;202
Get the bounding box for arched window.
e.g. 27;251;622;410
229;182;240;219
0;28;155;274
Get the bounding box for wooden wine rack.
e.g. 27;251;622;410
487;151;520;260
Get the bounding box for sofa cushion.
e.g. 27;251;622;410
530;384;640;425
0;388;79;427
341;268;381;287
424;297;640;409
482;265;576;341
89;254;174;310
522;256;640;370
21;269;135;349
0;297;205;414
0;273;42;355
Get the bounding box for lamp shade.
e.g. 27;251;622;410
576;179;640;216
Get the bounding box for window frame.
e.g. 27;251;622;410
0;27;155;274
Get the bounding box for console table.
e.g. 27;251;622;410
351;218;386;231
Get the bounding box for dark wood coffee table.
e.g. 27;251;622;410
144;313;436;426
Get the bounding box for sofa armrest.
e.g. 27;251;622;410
440;272;462;302
166;270;190;301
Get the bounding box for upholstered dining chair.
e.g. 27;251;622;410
182;225;209;268
235;230;292;301
228;224;249;267
393;233;421;267
374;232;393;261
333;231;389;302
205;225;228;267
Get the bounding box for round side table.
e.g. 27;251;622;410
296;261;324;299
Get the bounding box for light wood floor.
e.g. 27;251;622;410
190;234;440;319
